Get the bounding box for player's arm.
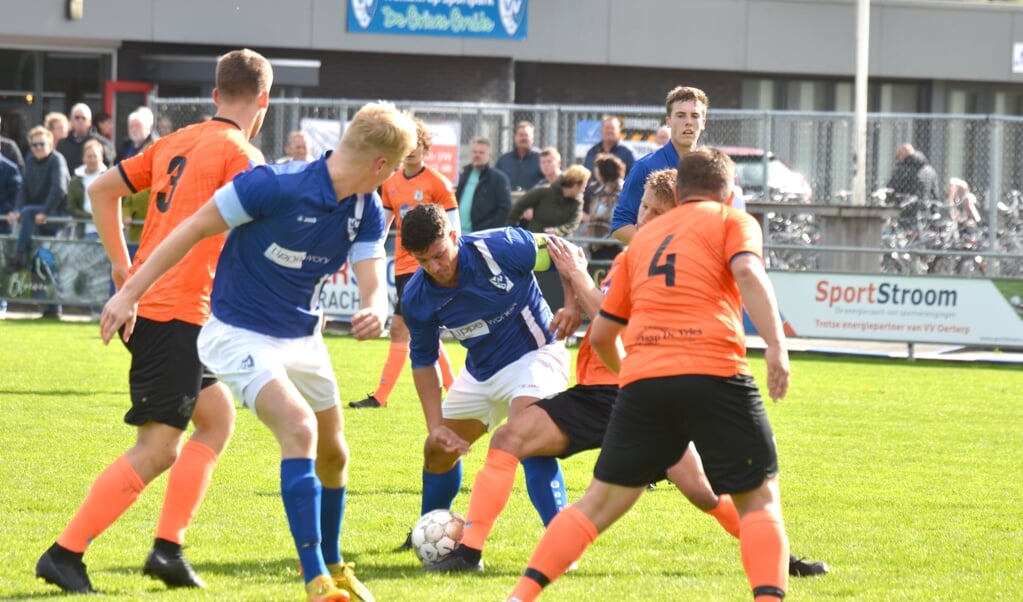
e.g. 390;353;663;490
589;313;626;374
547;235;603;317
100;198;228;344
350;252;387;341
731;252;789;401
89;167;135;289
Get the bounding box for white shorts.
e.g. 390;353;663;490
442;342;570;429
197;315;340;416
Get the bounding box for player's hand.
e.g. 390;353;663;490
550;305;582;340
547;236;588;279
350;307;385;340
100;290;137;345
764;345;790;401
427;424;470;456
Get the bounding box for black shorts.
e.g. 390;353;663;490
393;272;413;316
534;384;617;458
122;317;217;430
594;374;778;493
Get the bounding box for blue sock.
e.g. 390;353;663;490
421;461;462;516
522;456;568;526
320;486;346;565
280;458;327;583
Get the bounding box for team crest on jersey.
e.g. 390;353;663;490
489;273;513;292
499;0;525;36
399;203;410;219
414;189;424;201
351;0;377;29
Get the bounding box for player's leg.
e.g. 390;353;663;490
351;273;414;409
421;416;488;514
148;379;235;588
689;375;789;601
507;343;572;527
667;443;828;577
432;385;617;573
508;377;688;601
36;318;195;593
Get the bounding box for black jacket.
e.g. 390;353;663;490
455;164;512;231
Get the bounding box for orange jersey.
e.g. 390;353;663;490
119;117;264;325
381;166;457;275
575;252;622;386
599;201;763;386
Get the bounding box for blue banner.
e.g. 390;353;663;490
347;0;528;40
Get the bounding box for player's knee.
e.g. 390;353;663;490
490;424;529;458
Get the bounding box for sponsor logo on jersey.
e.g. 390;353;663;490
298;215;317;224
264;242;329;268
449;319;490;340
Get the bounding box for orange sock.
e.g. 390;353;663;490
373;341;409;404
508;505;597;602
461;448;520;550
437;344;456;391
739;509;789;601
706;494;741;539
156;439;218;545
57;455;146;553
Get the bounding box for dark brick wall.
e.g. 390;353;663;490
119;42;513;103
514;62;744;108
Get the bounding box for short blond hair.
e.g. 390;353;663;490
27;125;52;144
341;101;417;165
561;164;591;187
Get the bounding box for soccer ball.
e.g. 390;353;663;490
410;508;465;566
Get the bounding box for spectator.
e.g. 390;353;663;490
277;130;313;163
654;124;671;148
582;115;636;175
533;146;562;188
121;188;149;249
0;155;21;235
455;137;511;232
496;120;543;191
506;164;589;237
156;115;175;137
5;126;70;274
95;111;114;143
585;153;626;261
0;114;26;173
57;103;115;171
115;107;155;164
44;112;69;144
887;143;940;201
66;139;107;239
948;177;981;229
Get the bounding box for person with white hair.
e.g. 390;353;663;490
948;177;981;228
116;107;156;164
57;102;115;171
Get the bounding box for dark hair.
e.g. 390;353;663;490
594;153;625;182
400;203;449;253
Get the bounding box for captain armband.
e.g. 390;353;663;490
533;233;551;271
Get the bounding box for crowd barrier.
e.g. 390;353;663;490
3;227;1021;349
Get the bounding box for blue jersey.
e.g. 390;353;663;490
210;157;386;337
609;143;680;233
403;227;555;382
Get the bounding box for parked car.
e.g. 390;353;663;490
721;146;812;203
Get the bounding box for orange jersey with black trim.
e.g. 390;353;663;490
575;252;622;386
381;166;457;275
119;117;264;325
599;201;763;386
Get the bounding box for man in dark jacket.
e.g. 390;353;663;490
455;137;512;232
56;103;115;171
5;126;69;273
887;143;940;201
